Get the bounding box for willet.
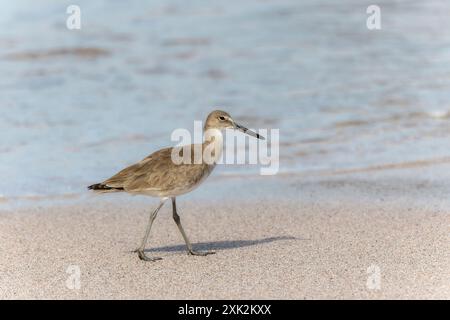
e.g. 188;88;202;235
88;110;264;261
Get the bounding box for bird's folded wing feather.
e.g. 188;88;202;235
102;145;210;193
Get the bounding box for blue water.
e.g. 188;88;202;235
1;0;450;204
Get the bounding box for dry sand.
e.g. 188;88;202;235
0;176;449;299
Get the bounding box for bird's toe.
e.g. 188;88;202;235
136;250;162;262
188;250;215;256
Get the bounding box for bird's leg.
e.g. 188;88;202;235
171;197;215;256
135;198;167;261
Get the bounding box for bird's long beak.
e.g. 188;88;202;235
234;122;265;140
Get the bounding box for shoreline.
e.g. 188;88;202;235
4;160;450;211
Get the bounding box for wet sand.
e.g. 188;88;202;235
0;178;449;299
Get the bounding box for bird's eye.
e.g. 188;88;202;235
218;116;226;121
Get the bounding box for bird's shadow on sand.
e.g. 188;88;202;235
144;236;306;253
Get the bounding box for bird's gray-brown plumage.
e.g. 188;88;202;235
88;145;214;197
88;110;264;261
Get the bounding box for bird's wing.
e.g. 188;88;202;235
102;145;210;193
102;147;172;191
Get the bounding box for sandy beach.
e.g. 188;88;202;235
1;172;449;299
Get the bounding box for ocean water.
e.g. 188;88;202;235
1;0;450;204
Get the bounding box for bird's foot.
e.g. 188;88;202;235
134;249;162;262
188;250;215;256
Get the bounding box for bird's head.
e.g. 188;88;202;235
204;110;265;140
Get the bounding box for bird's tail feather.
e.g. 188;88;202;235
87;183;124;193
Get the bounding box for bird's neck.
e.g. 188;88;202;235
202;128;223;164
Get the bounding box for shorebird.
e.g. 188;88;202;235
88;110;264;261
